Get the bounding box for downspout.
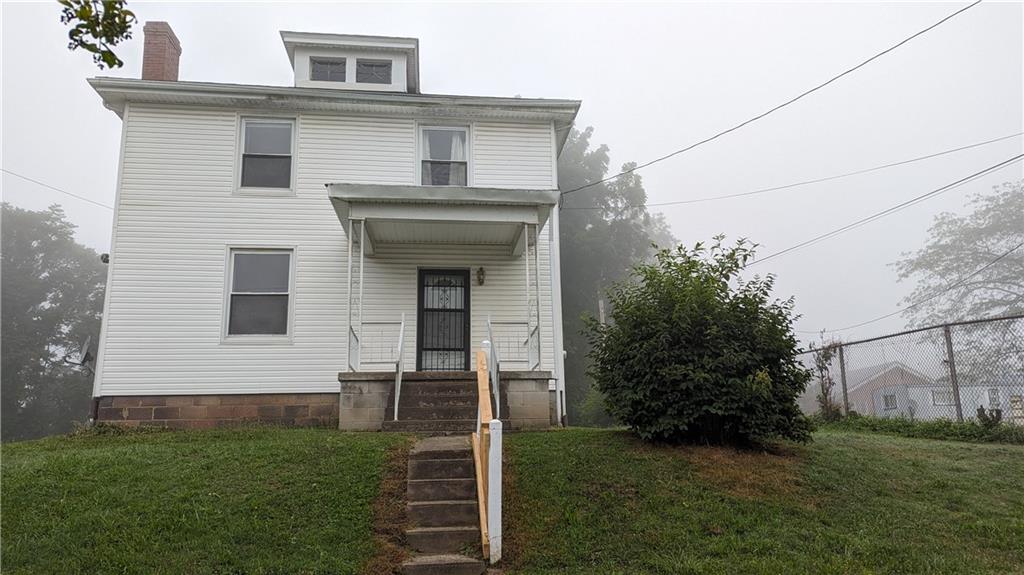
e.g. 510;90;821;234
549;203;567;426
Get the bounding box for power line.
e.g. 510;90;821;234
798;240;1024;335
748;153;1023;266
559;0;983;199
562;131;1023;211
1;168;114;210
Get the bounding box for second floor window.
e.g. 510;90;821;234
311;57;346;82
241;119;293;189
356;59;392;84
421;127;467;186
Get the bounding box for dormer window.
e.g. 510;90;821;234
421;127;468;186
310;57;346;82
356;59;392;84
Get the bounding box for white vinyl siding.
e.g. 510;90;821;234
95;104;558;396
472;122;555;189
357;239;555;373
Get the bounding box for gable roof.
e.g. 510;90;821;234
844;362;935;392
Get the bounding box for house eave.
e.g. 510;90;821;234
87;78;579;146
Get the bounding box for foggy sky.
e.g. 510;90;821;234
3;1;1022;345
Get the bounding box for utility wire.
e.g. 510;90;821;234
798;240;1024;334
1;168;114;210
559;0;984;199
562;131;1023;210
748;153;1024;266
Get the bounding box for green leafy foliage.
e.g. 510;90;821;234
58;0;136;69
558;127;674;425
812;340;844;422
894;179;1023;326
586;237;812;445
821;414;1024;444
2;204;106;441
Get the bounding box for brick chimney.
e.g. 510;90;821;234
141;22;181;81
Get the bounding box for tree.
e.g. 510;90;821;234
586;238;812;445
812;338;843;421
894;180;1023;326
2;204;107;441
59;0;136;69
558;128;674;424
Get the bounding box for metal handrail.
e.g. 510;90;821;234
393;313;406;421
485;317;501;418
347;326;360;371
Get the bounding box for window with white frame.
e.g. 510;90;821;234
421;127;468;186
240;119;293;189
356;58;392;84
227;250;292;336
988;388;1000;408
932;389;954;406
883;394;897;410
310;57;346;82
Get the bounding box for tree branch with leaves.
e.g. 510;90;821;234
59;0;136;69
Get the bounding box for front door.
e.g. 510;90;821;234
417;269;470;371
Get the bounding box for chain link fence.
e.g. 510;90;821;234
797;315;1024;425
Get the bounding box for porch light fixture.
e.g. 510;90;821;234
476;267;486;286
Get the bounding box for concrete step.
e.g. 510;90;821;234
408;478;476;502
406;526;480;554
408;458;474;480
397;381;478;395
395;406;478;421
409;436;472;460
383;419;478;434
399;394;478;408
408;499;478;527
400;553;484;575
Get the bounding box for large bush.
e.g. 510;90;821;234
586;238;812;445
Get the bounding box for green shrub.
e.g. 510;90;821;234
585;237;812;445
823;414;1024;444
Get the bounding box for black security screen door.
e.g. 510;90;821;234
417;269;470;371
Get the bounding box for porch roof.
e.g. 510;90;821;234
327;183;558;254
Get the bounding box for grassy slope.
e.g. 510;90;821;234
505;428;1024;575
1;428;409;575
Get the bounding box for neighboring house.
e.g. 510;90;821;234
801;360;1024;425
90;23;579;430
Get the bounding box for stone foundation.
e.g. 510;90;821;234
95;394;338;428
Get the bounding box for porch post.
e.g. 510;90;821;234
523;222;530;326
549;206;566;426
347;218;354;371
358;219;365;332
533;224;542;368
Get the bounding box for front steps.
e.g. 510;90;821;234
382;372;507;435
401;436;484;575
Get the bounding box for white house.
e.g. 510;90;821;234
89;23;579;431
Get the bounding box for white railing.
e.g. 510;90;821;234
347;326;360;371
472;346;503;564
348;314;407;422
489;318;541;372
484;320;502;418
393;314;406;421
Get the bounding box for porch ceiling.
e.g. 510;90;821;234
369;220;521;246
327;183;556;254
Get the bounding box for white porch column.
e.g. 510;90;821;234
549;205;566;425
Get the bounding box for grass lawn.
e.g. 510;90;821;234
1;427;410;575
504;428;1024;575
